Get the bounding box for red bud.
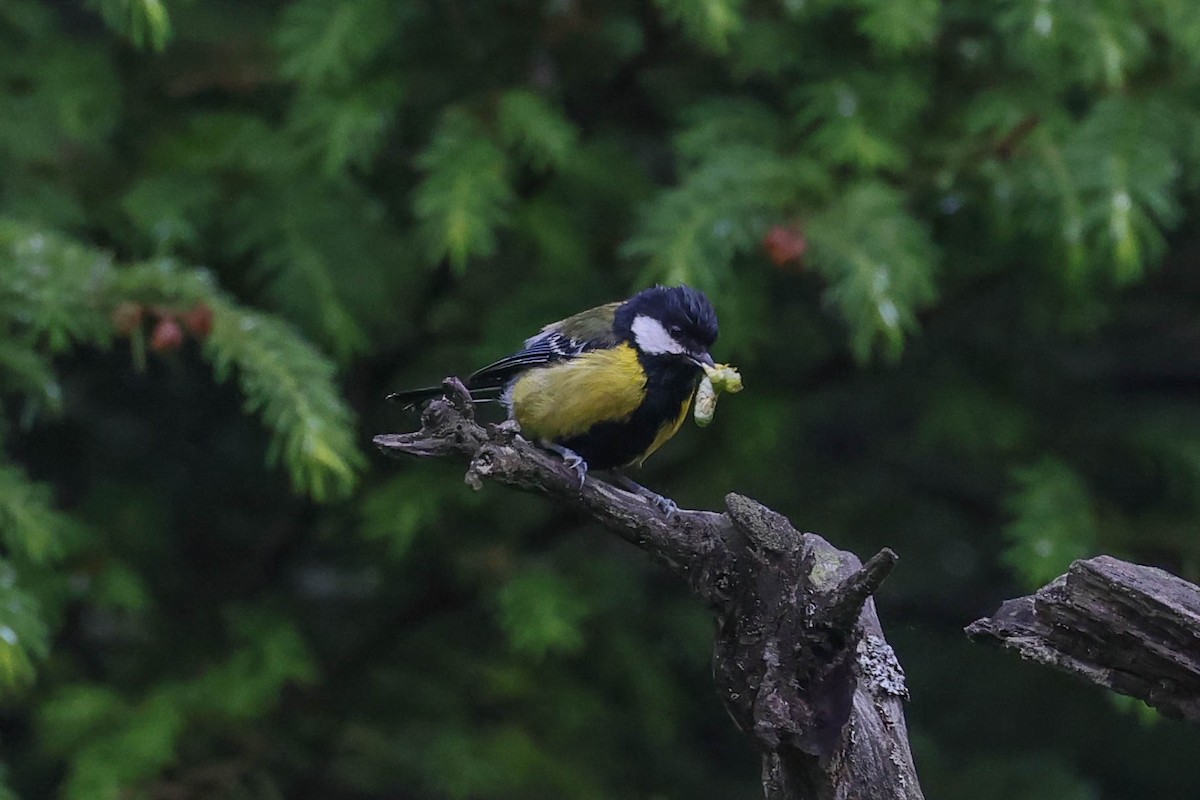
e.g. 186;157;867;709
111;302;144;336
182;304;214;339
763;224;807;269
150;316;184;353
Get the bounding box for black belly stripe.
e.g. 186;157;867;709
558;355;701;470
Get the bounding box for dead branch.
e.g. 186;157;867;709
967;555;1200;723
376;379;923;800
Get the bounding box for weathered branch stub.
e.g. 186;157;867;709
376;379;923;800
967;555;1200;724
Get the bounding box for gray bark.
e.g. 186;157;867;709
967;555;1200;724
375;379;924;800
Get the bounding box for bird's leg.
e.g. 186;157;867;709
605;471;677;518
542;442;588;490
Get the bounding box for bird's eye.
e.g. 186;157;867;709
669;324;683;335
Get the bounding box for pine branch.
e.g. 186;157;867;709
795;71;926;172
0;223;363;501
414;110;514;271
497;90;577;172
655;0;745;54
853;0;938;55
0;221;113;352
205;300;363;501
90;0;171;51
0;460;75;565
0;556;49;694
275;0;392;86
805;181;938;360
287;79;404;175
374;381;923;800
39;615;315;799
623;145;802;287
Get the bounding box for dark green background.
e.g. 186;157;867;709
2;0;1200;797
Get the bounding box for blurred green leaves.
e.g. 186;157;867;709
288;78;406;176
38;615;314;800
624;145;799;287
498;90;579;172
1004;459;1098;589
2;0;1200;798
0;563;49;695
0;222;113;356
415;110;514;272
655;0;744;53
924;752;1097;800
359;471;480;559
999;0;1147;90
498;567;591;659
806;183;937;360
40;687;184;800
0;214;358;742
853;0;939;55
425;726;602;800
0;463;74;565
276;0;392;87
88;0;172;51
794;71;927;173
0;221;363;502
206;302;363;501
1007;99;1180;285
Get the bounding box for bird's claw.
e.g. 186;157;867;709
564;453;587;491
652;495;677;518
544;442;588;491
605;471;677;517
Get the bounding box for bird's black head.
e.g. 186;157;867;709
614;285;718;368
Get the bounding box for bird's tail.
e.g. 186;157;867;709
385;385;447;406
386;384;503;408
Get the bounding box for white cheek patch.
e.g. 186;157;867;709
631;315;686;356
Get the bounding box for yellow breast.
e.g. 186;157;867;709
509;344;646;441
635;391;694;467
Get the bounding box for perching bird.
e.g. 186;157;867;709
388;285;719;510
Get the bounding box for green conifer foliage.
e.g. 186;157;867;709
415;110;515;272
2;0;1200;797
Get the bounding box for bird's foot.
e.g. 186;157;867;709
651;494;678;519
544;442;588;491
606;472;677;518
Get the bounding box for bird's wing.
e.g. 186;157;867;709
467;302;623;389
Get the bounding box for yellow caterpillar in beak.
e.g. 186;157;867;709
695;363;743;427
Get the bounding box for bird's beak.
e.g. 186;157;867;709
690;351;715;368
